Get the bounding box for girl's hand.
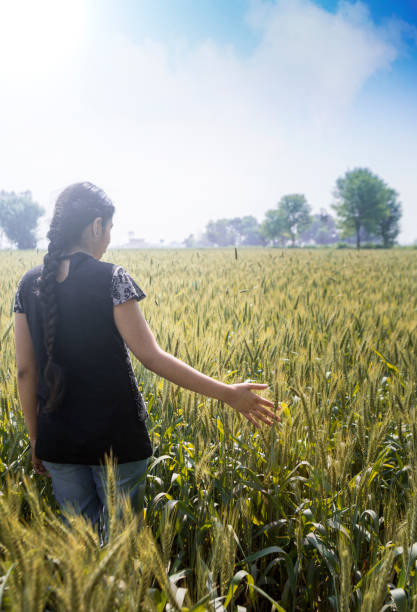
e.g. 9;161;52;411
225;383;280;429
31;443;50;477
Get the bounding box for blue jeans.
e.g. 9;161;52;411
42;458;149;538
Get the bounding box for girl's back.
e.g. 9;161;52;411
14;250;152;465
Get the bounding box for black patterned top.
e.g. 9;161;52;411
111;265;146;307
13;253;152;465
14;265;146;313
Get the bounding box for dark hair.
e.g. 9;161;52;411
39;182;115;412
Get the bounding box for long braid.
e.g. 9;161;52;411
38;181;115;412
39;241;65;411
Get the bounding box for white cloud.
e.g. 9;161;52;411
0;0;415;246
246;0;399;123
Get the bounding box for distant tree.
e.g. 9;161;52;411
229;216;264;246
342;225;381;246
204;216;263;247
262;194;312;247
183;233;196;248
299;209;339;245
194;232;212;248
314;210;339;245
279;194;312;246
261;208;289;246
205;219;235;247
331;168;390;249
378;188;402;248
0;190;44;249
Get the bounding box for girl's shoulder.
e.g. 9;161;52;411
14;265;42;314
110;264;146;307
18;264;43;286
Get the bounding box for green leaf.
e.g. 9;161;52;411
242;546;290;565
247;583;287;611
403;542;417;587
148;455;175;471
224;570;254;608
306;533;337;577
359;509;379;535
148;588;168;612
164;498;198;523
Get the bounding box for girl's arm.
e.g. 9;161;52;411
114;300;279;429
14;313;48;475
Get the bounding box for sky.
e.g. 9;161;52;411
0;0;416;246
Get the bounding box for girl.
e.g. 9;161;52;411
14;182;279;528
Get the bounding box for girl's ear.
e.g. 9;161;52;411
92;217;103;238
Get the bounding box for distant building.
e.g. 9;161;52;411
119;232;186;249
123;232;148;248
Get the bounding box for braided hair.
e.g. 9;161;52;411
39;182;115;412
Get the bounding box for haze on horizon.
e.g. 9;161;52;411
0;0;416;247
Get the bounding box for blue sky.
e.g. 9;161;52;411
99;0;417;69
98;0;417;120
0;0;416;245
105;0;417;106
98;1;417;49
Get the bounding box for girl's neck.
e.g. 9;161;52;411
62;246;95;258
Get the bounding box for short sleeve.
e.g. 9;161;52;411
111;266;146;306
13;277;25;313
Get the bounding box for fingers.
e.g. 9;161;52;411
248;386;278;414
257;396;275;409
241;405;278;428
239;404;280;427
33;460;50;477
256;415;275;426
36;469;51;477
252;397;280;419
248;383;269;390
258;410;280;423
233;382;283;429
255;406;279;424
246;414;261;430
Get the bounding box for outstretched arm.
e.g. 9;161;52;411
114;300;279;429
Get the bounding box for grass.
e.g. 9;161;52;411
0;248;416;610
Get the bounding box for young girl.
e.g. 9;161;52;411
14;182;278;528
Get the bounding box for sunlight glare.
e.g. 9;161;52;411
0;0;87;78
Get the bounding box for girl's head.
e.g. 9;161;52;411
39;182;115;411
47;181;115;259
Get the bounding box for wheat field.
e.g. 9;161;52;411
0;248;416;611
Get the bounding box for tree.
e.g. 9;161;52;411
299;209;339;245
261;209;289;246
378;188;402;248
229;216;264;246
0;190;44;249
331;168;389;249
205;219;236;247
204;216;263;247
183;233;196;248
279;194;312;246
262;194;312;247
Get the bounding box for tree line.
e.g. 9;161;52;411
0;190;44;249
185;168;402;249
0;167;402;249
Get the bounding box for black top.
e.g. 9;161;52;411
14;252;153;465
